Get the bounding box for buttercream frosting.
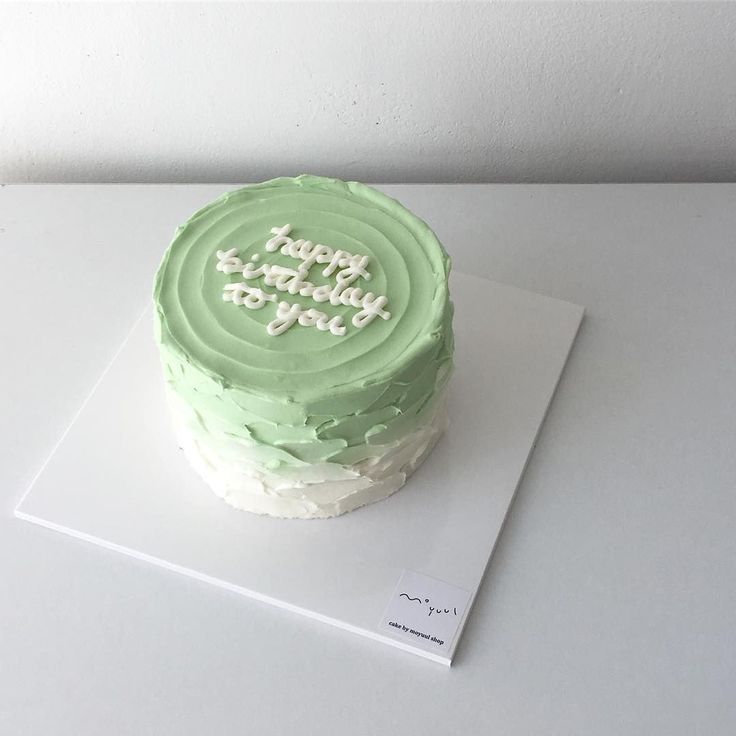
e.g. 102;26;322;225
153;175;453;518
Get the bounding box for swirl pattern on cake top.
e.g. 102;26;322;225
153;175;454;518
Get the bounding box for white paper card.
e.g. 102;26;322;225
379;570;472;654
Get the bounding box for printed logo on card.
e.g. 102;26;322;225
379;570;472;653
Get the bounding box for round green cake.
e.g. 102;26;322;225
153;175;453;518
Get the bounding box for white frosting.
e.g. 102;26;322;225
265;224;372;284
267;301;347;337
215;248;245;274
240;260;391;327
220;279;348;337
264;224;293;254
215;227;391;336
222;283;276;309
165;387;448;519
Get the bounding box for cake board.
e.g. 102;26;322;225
15;272;584;666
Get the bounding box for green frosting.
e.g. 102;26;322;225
153;175;453;471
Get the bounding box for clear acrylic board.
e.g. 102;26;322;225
16;272;583;665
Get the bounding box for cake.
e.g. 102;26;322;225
153;175;453;518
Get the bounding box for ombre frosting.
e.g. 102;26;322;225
153;175;453;518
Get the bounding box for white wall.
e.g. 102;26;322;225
1;2;735;184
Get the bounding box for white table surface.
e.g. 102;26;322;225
1;184;734;735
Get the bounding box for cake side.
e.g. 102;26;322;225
153;175;453;518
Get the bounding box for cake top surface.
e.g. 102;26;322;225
153;175;452;406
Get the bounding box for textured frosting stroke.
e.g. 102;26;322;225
153;175;454;518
